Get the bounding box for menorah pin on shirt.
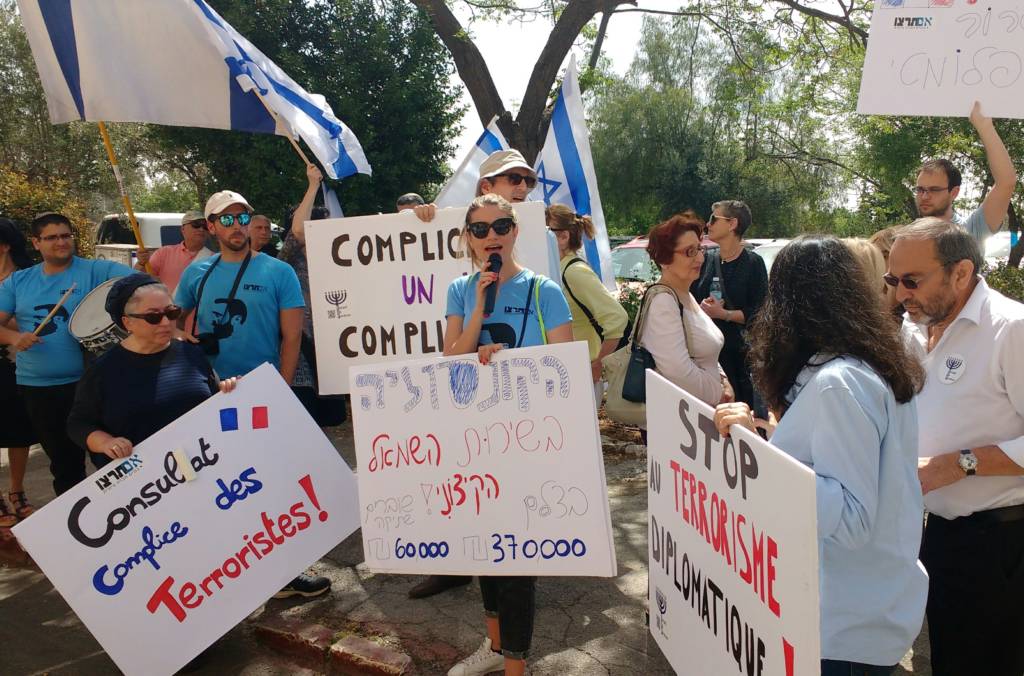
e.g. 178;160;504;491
940;353;966;385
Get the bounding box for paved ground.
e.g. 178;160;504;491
0;418;933;675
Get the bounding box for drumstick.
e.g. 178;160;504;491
32;282;77;336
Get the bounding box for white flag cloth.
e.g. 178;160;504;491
16;0;371;179
434;116;508;208
321;184;344;218
529;56;615;290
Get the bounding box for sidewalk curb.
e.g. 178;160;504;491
253;616;412;675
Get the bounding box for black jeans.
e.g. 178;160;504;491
479;576;535;659
820;661;894;676
921;510;1024;676
20;382;110;495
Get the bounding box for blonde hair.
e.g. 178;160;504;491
463;194;517;268
546;204;595;252
843;238;887;299
868;226;897;262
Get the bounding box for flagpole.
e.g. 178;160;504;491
97;121;150;272
250;90;314;168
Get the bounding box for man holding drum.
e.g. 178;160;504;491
0;212;133;495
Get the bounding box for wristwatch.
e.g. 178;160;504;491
958;449;978;476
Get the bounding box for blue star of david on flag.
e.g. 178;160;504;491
536;161;562;204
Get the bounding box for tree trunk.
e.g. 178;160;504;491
412;0;636;163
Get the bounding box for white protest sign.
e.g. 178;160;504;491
349;341;616;576
13;364;360;676
306;202;555;395
646;371;820;676
858;0;1024;118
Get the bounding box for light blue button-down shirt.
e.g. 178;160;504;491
770;356;927;665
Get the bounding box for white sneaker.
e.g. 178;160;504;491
447;637;505;676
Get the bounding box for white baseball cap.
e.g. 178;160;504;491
204;190;253;219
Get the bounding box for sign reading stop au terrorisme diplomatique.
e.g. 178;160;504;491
646;371;820;676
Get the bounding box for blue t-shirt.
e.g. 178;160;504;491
446;269;571;348
0;257;133;386
954;205;992;245
175;252;304;378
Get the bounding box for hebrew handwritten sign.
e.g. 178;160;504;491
858;0;1024;118
349;341;617;576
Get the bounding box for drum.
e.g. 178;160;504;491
70;277;129;354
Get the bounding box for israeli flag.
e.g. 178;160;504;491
16;0;370;180
530;56;615;290
322;184;344;218
434;116;508;208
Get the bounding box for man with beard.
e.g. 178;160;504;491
914;102;1016;245
175;191;329;600
0;212;133;494
889;218;1024;676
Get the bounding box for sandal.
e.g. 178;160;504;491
0;496;16;529
8;492;33;520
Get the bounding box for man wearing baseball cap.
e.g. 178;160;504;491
175;190;329;599
135;210;214;292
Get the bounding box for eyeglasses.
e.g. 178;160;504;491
467;217;516;239
38;233;74;242
913;186;952;196
186;221;207;229
493;173;537;189
125;305;183;325
674;245;708;258
707;214;732;225
215;212;252;228
883;265;948;290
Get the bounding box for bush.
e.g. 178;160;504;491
0;165;93;257
984;261;1024;303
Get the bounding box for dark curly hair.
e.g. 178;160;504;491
747;235;924;415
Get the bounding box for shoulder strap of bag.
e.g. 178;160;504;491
633;283;691;355
534;274;547;344
561;257;604;340
516;275;538;348
192;251;252;336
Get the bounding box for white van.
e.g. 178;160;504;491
95;212;186;249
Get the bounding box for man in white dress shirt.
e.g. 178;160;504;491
888;218;1024;676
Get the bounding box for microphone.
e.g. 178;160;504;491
483;253;503;317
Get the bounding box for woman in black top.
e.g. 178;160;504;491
68;275;236;460
0;218;37;528
691;201;768;414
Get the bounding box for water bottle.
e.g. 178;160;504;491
710;276;723;302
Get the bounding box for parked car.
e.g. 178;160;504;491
749;239;790;275
95;212;185;249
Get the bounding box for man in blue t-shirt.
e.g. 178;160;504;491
914;101;1017;246
174;190;328;601
0;212;133;495
175;190;304;382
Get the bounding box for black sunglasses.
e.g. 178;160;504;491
213;212;252;227
466;217;516;239
493;173;537;189
125;306;183;325
882;265;947;290
185;221;206;229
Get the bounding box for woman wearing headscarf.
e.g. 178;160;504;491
67;274;236;462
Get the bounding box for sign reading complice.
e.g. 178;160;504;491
13;365;360;676
858;0;1024;118
350;341;616;576
646;371;820;675
306;202;554;395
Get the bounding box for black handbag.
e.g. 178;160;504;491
620;284;689;403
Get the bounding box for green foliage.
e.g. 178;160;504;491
985;262;1024;303
145;0;464;220
0;166;93;257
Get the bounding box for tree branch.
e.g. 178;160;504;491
411;0;505;128
771;0;868;45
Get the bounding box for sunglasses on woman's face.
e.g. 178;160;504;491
215;212;252;228
125;305;183;325
466;217;516;239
